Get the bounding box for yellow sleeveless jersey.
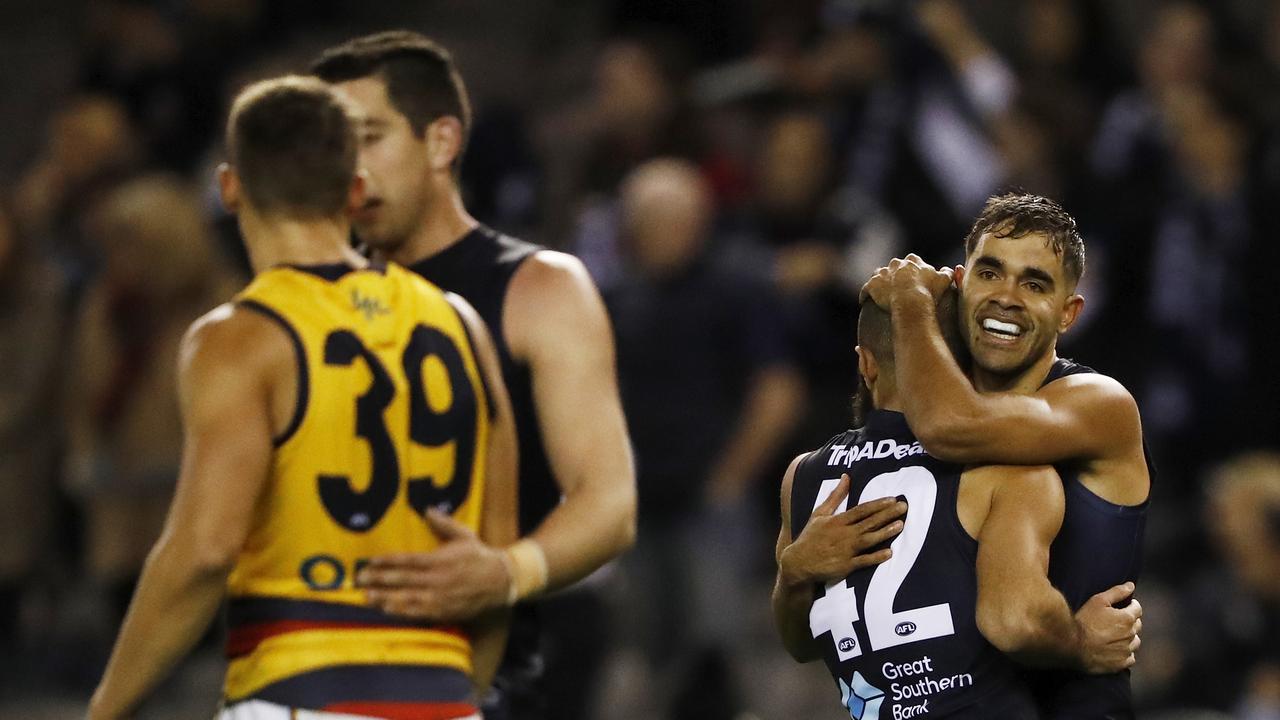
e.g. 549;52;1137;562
222;263;490;706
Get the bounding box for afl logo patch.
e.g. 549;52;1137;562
838;637;858;652
895;622;917;637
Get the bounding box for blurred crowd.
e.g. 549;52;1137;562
1;0;1279;718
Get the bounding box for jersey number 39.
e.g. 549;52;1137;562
319;325;478;532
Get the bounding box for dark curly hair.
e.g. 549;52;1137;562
963;192;1085;286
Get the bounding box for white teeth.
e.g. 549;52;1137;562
982;318;1022;336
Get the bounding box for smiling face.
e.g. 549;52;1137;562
333;76;435;255
959;229;1083;384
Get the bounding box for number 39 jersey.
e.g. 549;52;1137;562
223;263;491;709
790;410;1036;720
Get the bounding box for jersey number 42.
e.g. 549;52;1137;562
808;467;956;661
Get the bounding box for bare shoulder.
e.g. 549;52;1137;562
1040;370;1142;436
1041;371;1138;412
508;250;599;307
504;250;609;359
180;302;293;381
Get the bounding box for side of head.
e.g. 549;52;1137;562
619;158;713;277
221;75;358;222
853;286;968;426
957;192;1085;379
311;30;471;156
310;31;471;250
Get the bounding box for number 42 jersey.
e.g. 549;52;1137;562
790;410;1037;720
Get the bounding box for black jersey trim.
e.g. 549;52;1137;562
238;299;309;448
227;595;436;630
446;294;497;421
285;262;358;282
284;261;387;282
1063;476;1149;516
237;663;473;706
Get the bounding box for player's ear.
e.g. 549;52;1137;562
426;116;464;173
953;264;966;287
856;344;878;385
346;169;369;217
1059;293;1085;333
217;163;241;214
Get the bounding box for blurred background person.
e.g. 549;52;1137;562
0;193;69;674
62;176;239;663
604;158;802;720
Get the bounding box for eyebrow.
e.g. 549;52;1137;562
974;255;1057;289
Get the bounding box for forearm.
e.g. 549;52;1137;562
90;538;229;719
979;583;1082;670
890;290;981;442
528;461;636;593
772;571;819;662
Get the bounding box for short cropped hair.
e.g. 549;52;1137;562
310;30;471;168
226;75;356;218
853;286;969;427
963;193;1086;286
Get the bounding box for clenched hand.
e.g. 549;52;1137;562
1075;581;1143;674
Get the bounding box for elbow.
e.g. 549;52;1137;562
976;600;1038;655
913;426;966;464
177;528;242;577
191;543;240;577
912;413;982;464
612;488;638;554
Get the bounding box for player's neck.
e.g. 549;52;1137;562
870;383;903;414
972;350;1060;395
242;214;366;274
386;186;478;267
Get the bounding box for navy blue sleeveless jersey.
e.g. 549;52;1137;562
791;410;1038;719
407;225;553;715
1024;358;1151;720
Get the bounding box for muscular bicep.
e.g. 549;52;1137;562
918;375;1140;466
510;253;633;499
975;465;1064;602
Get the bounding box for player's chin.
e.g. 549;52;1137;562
972;348;1031;376
354;225;398;252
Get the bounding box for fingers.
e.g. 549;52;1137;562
846;547;893;572
1133;617;1142;636
1125;597;1143;619
358;564;437;590
365;552;438;570
852;517;904;551
1091;581;1135;608
839;496;903;524
1128;634;1141;653
424;507;476;541
366;588;440;620
816;475;852;516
